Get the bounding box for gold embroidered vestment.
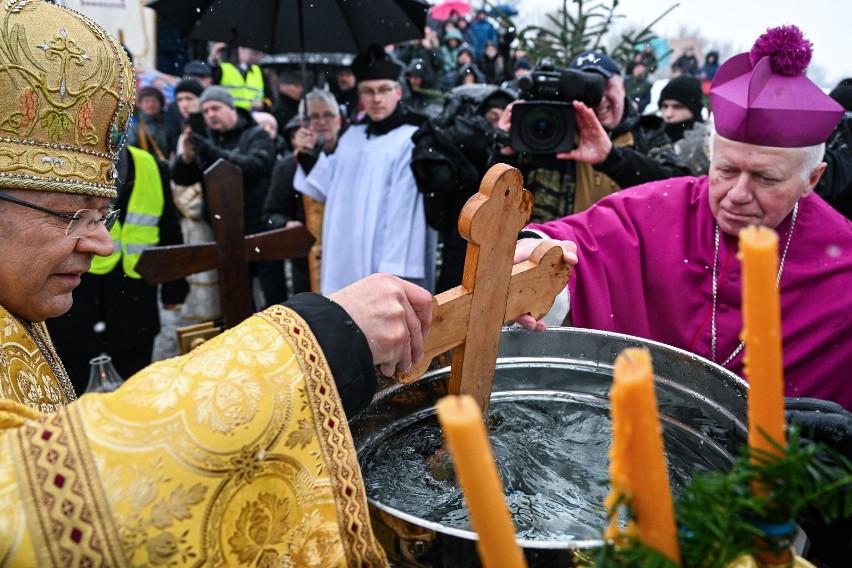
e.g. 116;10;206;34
0;305;388;567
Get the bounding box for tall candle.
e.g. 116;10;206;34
738;226;787;465
435;395;527;568
739;225;793;568
605;347;681;563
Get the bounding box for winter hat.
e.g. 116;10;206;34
443;28;464;45
184;59;212;78
406;59;430;79
829;78;852;112
174;79;204;98
659;75;704;121
513;58;531;72
137;86;165;107
199;86;236;109
570;50;621;78
352;44;402;82
710;25;843;147
279;68;311;85
457;44;475;61
283;114;303;140
479;89;514;114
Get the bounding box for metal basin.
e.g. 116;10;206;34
350;327;748;567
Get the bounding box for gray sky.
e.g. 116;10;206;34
513;0;850;89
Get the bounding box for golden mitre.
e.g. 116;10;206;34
0;0;135;198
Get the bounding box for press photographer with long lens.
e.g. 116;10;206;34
497;52;692;223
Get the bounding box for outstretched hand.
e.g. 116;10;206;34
556;100;613;165
512;238;577;331
328;274;433;377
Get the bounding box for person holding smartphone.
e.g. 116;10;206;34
170;86;277;307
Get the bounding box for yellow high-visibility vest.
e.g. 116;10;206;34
218;62;265;110
90;146;163;278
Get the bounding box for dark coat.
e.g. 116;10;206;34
261;154;310;295
48;149;188;378
170;109;276;235
817;114;852;219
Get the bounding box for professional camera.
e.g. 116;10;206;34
510;59;605;153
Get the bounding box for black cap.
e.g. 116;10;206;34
174;78;204;98
352;44;402;82
659;75;704;121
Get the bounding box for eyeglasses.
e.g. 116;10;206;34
306;111;337;122
0;193;119;238
358;84;397;98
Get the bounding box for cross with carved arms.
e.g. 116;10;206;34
136;159;315;329
396;163;572;413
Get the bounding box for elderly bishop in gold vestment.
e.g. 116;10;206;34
0;2;435;566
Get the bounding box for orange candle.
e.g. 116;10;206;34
738;226;787;465
436;395;527;568
605;347;681;564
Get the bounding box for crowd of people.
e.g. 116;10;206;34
0;0;850;565
41;7;852;395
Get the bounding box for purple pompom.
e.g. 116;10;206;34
750;25;812;75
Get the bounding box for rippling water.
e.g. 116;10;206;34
361;392;733;541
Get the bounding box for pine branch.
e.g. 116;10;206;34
585;426;852;567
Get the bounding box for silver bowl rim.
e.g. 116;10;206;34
359;326;751;549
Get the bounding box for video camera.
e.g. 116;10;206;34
510;59;605;154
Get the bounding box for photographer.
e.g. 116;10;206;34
262;89;345;298
410;84;514;290
170;86;276;305
498;51;691;223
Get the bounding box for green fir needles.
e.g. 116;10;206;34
587;426;852;568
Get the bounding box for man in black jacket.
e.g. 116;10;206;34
171;86;275;235
497;51;691;223
261;89;345;301
170;86;277;306
816;78;852;220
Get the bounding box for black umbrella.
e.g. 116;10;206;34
147;0;430;55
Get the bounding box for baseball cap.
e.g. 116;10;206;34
184;59;212;78
569;50;620;78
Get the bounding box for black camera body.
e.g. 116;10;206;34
510;60;605;154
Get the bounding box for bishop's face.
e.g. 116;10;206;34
708;135;825;236
0;190;113;322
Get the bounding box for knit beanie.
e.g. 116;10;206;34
199;85;235;109
174;78;204;98
659;75;704;121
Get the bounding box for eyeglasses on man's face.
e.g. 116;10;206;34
306;110;337;122
358;84;397;98
0;192;119;238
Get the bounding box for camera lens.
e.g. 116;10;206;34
521;106;568;152
414;160;455;191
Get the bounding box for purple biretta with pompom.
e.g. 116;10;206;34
710;25;844;147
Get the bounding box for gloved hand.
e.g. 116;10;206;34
784;397;852;568
189;132;223;163
785;397;852;459
264;214;287;230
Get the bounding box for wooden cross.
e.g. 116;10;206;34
136;159;315;329
396;163;572;413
